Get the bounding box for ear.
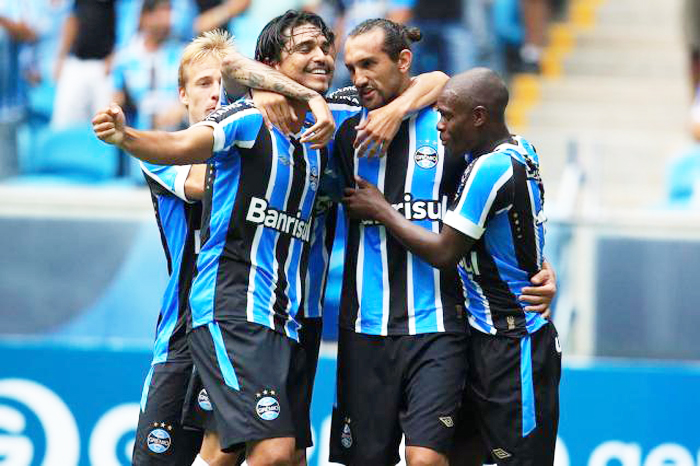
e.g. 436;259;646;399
473;106;487;127
179;87;188;106
397;49;412;74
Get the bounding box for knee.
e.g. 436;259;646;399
406;446;449;466
247;438;295;466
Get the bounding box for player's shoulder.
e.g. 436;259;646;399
472;149;513;174
205;99;262;125
325;86;361;107
493;135;540;166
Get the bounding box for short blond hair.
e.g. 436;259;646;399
178;29;236;89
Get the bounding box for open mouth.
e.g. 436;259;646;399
307;68;330;76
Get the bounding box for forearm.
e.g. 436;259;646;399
388;71;450;115
0;17;37;42
374;204;454;269
119;126;213;165
221;52;319;103
57;15;77;59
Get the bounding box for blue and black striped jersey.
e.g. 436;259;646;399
140;162;202;364
300;87;362;319
189;99;328;341
444;135;547;337
334;106;468;336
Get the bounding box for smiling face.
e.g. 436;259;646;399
179;54;222;124
273;23;335;94
344;28;411;110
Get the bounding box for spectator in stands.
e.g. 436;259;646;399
685;0;700;94
518;0;549;72
51;0;116;129
410;0;476;76
229;0;321;57
192;0;251;34
466;0;505;75
111;0;185;178
0;4;38;178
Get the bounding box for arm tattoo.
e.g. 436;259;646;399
226;58;318;102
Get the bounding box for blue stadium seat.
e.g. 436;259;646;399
22;125;118;182
667;144;700;206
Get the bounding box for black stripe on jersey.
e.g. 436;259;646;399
382;122;411;334
509;161;540;279
471;170;527;334
143;174;174;275
271;138;309;333
200;163;216;247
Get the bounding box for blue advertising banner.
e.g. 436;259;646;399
0;342;698;465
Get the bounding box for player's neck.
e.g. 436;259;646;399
473;126;512;158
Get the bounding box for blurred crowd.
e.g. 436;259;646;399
0;0;568;182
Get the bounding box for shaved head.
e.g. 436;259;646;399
435;67;512;158
442;68;509;123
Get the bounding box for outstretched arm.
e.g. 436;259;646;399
355;71;450;157
221;52;334;147
343;177;472;268
92;104;213;165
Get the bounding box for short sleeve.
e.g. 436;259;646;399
443;152;514;240
192;101;263;161
140;162;192;202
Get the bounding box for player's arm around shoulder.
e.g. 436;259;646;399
93;104;214;165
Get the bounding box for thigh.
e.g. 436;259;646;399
133;361;203;466
181;364;218;433
401;333;469;457
329;330;403;466
288;316;323;450
188;321;297;453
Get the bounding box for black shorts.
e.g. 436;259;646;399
330;329;469;465
188;320;299;452
132;361;204;465
289;316;323;449
181;365;218;433
462;322;562;465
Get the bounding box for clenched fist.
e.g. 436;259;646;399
92;103;126;146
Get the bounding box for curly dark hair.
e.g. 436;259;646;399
255;10;335;65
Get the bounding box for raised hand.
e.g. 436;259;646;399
92;103;126;146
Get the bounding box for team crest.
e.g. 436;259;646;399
198;389;213;411
414;145;438;169
255;390;280;421
341;418;353;448
147;423;173;454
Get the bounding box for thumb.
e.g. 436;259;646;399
355;176;369;188
355;117;368;131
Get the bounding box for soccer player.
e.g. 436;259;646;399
132;30;242;466
327;20;555;466
219;10;453;465
343;68;561;466
93;12;362;466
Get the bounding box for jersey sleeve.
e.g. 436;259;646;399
140;162;193;202
192;101;263;162
443;152;514;240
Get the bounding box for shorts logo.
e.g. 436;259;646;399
147;424;172;454
341;418;353;449
255;390;280;421
414;145;438;169
492;448;512;459
439;416;454;427
198;389;213;411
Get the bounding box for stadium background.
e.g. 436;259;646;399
1;0;700;464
